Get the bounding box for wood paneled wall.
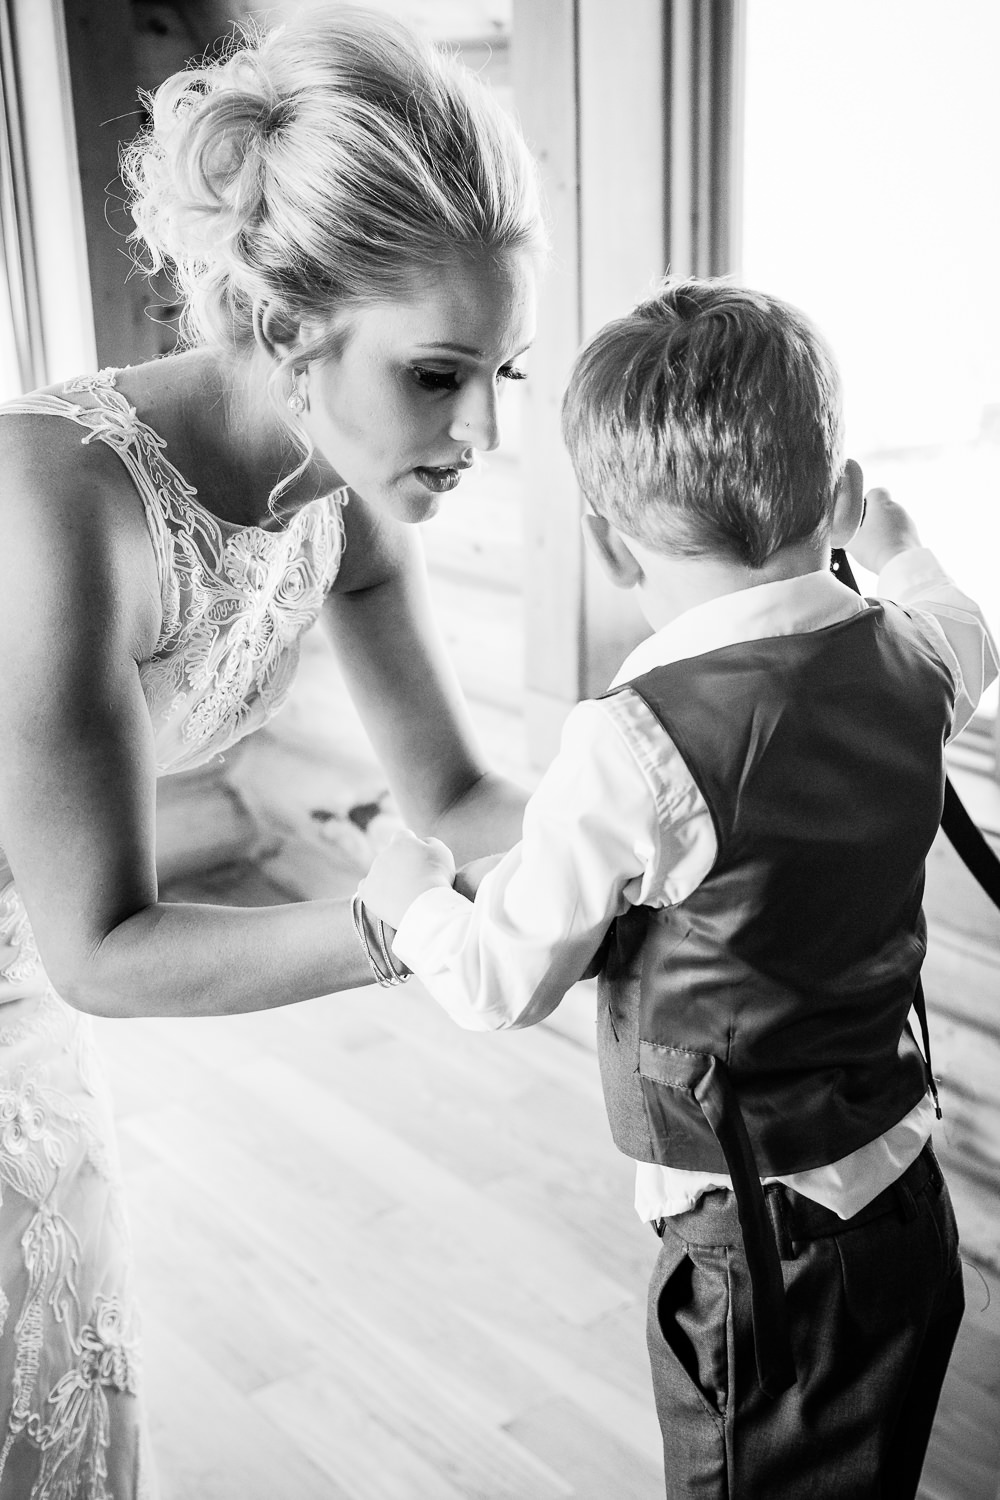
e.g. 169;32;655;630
512;0;746;763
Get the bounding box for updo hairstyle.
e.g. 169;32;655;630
122;4;546;379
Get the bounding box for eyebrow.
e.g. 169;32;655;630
414;341;534;359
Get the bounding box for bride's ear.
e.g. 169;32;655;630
582;512;644;589
252;299;310;360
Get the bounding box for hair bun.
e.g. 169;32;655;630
127;54;291;271
122;9;545;359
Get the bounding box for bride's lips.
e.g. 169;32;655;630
413;463;471;493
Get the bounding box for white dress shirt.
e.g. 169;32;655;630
394;549;999;1221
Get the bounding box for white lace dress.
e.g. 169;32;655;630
0;371;347;1497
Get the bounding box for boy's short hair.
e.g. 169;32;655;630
561;278;845;568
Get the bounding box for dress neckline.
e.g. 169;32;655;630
66;368;347;543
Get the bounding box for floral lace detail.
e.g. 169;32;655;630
0;1029;144;1495
0;1212;141;1500
0;992;63;1051
0;1069;78;1209
0;885;41;987
9;370;348;776
25;1295;140;1500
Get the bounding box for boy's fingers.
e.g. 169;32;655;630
387;828;425;853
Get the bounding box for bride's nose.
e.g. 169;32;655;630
449;382;501;453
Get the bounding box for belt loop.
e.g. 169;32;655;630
766;1187;796;1261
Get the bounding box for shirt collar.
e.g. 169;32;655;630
611;568;869;687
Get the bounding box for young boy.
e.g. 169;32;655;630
359;279;999;1498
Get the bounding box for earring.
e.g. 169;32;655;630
287;370;307;415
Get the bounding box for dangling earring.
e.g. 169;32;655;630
287;369;308;415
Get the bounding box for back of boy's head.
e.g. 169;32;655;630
561;278;845;568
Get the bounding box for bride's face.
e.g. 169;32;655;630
300;249;536;524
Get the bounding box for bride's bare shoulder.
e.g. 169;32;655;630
0;375;162;646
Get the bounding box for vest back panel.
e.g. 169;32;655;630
597;602;955;1174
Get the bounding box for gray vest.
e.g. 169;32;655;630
597;603;954;1175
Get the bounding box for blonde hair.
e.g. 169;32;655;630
123;4;546;375
562;279;845;568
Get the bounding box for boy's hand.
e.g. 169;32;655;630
360;830;456;930
848;488;922;575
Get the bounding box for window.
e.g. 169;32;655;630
743;0;1000;720
0;0;95;398
0;0;41;400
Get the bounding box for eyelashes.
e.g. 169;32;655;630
412;367;459;392
411;364;527;393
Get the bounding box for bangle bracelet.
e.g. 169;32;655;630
376;915;412;981
351;892;396;986
351;890;411;987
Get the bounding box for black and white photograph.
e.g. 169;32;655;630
0;2;998;1495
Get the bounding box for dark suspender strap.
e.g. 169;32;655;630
829;548;861;593
942;778;1000;907
693;1060;797;1398
911;976;942;1120
832;548;1000;914
639;1044;797;1398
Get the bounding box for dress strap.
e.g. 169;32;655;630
0;374;176;619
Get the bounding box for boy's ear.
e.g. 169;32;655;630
582;512;644;590
830;457;865;547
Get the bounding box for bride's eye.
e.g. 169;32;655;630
412;367;459;392
498;363;527;383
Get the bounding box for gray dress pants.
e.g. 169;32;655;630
647;1144;964;1499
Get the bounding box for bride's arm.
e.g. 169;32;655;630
0;425;527;1018
322;498;529;863
0;417;373;1017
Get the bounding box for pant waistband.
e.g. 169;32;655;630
655;1140;942;1255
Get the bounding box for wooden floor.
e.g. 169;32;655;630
93;475;1000;1496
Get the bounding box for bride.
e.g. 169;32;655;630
0;7;544;1493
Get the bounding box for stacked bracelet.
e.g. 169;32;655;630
351;889;412;988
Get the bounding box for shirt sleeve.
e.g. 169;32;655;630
877;546;999;739
391;692;716;1031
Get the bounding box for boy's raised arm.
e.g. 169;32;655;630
850;490;999;737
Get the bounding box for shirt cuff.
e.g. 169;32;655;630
392;884;472;975
877;545;949;599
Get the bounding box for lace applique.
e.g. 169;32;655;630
2;1207;80;1457
0;1003;143;1495
28;1295;140;1500
0;884;42;986
7;370;348;777
0;876;71;1042
0;1204;141;1500
0;992;69;1056
0;1069;71;1207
